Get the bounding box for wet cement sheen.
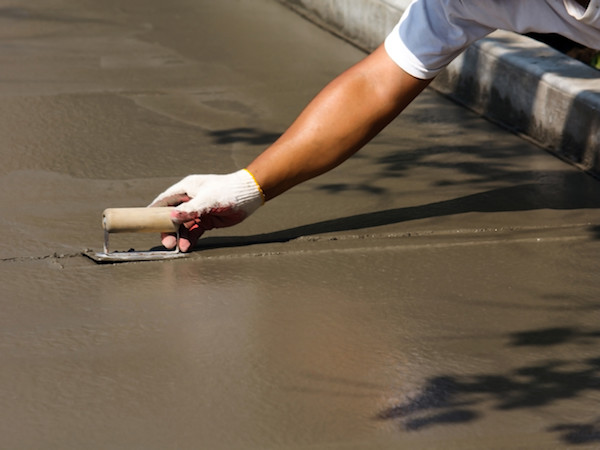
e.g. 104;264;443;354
2;0;600;449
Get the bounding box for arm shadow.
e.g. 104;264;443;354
195;172;600;250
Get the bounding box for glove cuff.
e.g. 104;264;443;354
241;169;266;205
230;169;265;215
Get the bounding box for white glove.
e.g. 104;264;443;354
149;169;265;251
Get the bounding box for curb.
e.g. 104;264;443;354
278;0;600;176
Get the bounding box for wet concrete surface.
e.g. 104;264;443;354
1;0;600;448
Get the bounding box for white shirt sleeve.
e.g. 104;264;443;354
385;0;600;80
384;0;495;80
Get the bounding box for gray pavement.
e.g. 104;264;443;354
1;0;600;448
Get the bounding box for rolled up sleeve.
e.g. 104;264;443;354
384;0;496;79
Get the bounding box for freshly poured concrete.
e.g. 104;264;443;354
1;0;600;448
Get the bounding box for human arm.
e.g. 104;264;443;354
246;44;430;200
150;44;430;251
151;0;600;252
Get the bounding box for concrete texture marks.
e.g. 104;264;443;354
279;0;600;174
2;0;600;449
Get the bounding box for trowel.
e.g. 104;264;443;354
84;207;189;263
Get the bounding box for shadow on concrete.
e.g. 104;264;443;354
549;420;600;445
208;127;282;146
375;326;600;445
439;33;600;175
321;143;594;193
195;172;600;250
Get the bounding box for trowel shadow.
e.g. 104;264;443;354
195;174;600;251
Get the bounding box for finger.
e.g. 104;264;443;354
178;220;205;252
155;195;192;249
161;232;178;250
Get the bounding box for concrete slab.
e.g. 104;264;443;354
1;0;600;448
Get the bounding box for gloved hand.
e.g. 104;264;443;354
149;169;265;252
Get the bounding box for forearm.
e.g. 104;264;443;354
247;44;431;200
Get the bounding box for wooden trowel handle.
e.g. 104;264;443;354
102;207;178;233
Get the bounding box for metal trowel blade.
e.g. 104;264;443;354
83;249;188;263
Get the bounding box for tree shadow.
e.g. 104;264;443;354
319;142;539;194
435;31;600;175
208;127;281;146
376;326;600;445
510;327;600;347
549;419;600;445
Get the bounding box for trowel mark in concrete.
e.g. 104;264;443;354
129;91;260;132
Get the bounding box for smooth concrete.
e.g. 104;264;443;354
1;0;600;448
279;0;600;174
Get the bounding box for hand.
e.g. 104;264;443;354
149;169;264;252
